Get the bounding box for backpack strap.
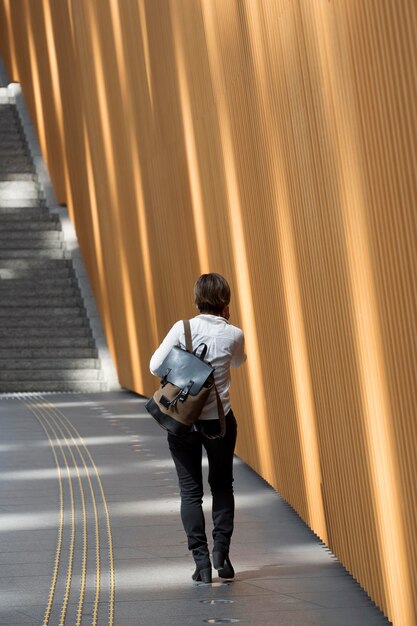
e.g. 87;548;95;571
183;319;192;352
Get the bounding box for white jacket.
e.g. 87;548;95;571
150;314;246;420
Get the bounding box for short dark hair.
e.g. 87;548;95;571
194;273;231;315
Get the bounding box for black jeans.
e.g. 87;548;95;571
168;411;237;554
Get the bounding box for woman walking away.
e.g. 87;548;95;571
149;273;246;583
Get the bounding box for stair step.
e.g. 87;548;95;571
0;337;94;348
0;124;22;131
0;297;80;308
0;153;25;160
0;274;76;285
0;220;60;230
0;127;19;135
0;139;26;150
0;180;38;191
0;132;25;141
0;207;47;217
0;230;61;241
0;107;18;114
0;219;54;228
0;292;80;301
0;131;24;141
0;119;21;127
0;241;63;251
0;111;19;119
0;189;40;201
0;112;19;120
0;109;18;116
0;280;78;291
0;148;28;157
0;268;73;280
0;161;33;172
0;192;40;201
0;169;34;178
0;306;85;317
0;156;33;168
0;114;18;123
0;173;36;181
0;215;56;224
0;200;46;209
0;123;23;131
0;381;107;392
0;316;86;327
0;297;82;307
0;249;68;259
0;111;20;120
0;187;38;196
0;358;99;369
0;280;77;292
0;347;98;359
0;327;92;338
0;258;70;268
0;118;19;126
0;108;19;116
0;369;103;381
0;295;80;305
0;241;63;250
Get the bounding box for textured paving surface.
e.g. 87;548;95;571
0;390;391;625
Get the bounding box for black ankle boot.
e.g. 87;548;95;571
192;545;212;583
212;550;235;579
192;564;212;583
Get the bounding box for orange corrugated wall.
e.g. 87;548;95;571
1;1;416;622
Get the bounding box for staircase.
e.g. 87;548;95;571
0;101;106;392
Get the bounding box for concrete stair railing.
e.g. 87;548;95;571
0;101;108;392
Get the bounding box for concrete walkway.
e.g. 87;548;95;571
0;391;391;626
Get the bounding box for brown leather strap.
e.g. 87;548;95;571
212;385;226;438
183;319;192;352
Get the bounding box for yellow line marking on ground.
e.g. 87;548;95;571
23;397;76;626
32;400;89;626
41;395;115;626
34;397;101;626
21;399;64;626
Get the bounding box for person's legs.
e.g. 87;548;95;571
167;431;211;578
202;412;237;554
